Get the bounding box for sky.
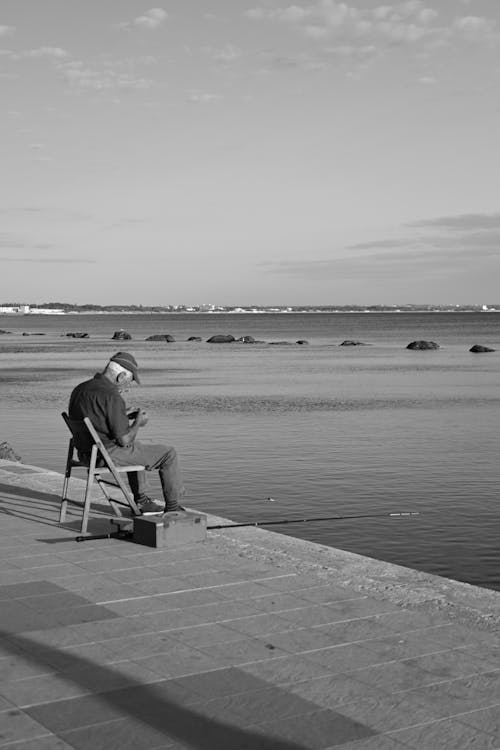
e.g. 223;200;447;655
1;0;500;306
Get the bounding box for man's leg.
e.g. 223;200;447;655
126;470;147;501
109;441;185;512
150;447;185;512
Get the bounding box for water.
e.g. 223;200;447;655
1;312;499;591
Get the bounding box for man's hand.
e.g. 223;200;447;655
135;409;148;427
117;409;148;447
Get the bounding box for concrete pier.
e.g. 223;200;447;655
0;458;499;749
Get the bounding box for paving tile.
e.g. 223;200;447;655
8;554;68;570
352;660;442;694
0;653;54;682
302;642;384;674
37;642;117;672
0;737;74;750
256;626;335;654
1;601;61;633
458;705;500;740
104;632;181;660
17;591;92;612
166;622;245;648
338;691;442;732
391;717;499;749
59;716;175;750
212;684;324;724
176;571;238;589
288;585;361;605
106;566;171;584
185;599;262;624
246;592;312;614
223;612;295;637
206;579;274;600
102;596;181;616
456;644;500;672
53;604;120;627
110;577;191;597
331;734;409;749
0;707;53;744
137;643;222;678
405;650;488;681
68;580;145;602
288;673;382;710
358;631;452;661
130;608;203;631
252;707;377;748
25;693;126;733
239;653;334;685
426;624;495;650
174;667;268;700
203;637;288;667
8;625;90;649
0;581;62;600
256;574;322;593
312;617;393;646
64;616;145;643
402;676;496;717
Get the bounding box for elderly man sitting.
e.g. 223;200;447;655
68;351;185;514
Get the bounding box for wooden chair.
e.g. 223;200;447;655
59;412;143;534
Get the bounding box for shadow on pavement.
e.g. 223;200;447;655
2;630;312;749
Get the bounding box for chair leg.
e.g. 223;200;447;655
81;448;98;534
95;476;125;517
59;441;74;523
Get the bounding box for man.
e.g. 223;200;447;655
68;351;185;514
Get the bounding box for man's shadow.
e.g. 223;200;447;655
3;630;312;749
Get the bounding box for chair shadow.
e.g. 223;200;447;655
0;482;115;530
2;630;311;750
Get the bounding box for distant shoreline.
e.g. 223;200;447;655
1;308;500;316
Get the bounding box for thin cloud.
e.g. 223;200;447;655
245;2;499;67
57;60;153;91
25;47;69;58
187;91;222;103
0;25;15;36
262;242;498;280
118;8;168;31
0;257;96;264
408;213;500;230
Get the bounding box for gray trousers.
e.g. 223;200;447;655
108;440;185;511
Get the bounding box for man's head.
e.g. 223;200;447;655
104;351;141;386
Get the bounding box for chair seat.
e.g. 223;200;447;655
94;464;145;473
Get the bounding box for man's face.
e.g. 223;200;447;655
117;369;134;393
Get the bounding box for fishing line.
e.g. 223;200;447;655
207;511;419;530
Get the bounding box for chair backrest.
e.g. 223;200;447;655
62;412;93;454
62;411;118;471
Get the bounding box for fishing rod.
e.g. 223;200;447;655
75;511;419;542
207;511;419;530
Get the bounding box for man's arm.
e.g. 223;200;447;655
116;409;148;447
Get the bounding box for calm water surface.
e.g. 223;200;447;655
1;312;499;591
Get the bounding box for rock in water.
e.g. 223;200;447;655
0;442;22;462
406;340;439;350
236;335;256;343
207;334;235;343
470;344;495;353
340;340;368;346
296;340;309;345
146;334;175;342
112;330;132;340
187;336;202;342
66;332;89;338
